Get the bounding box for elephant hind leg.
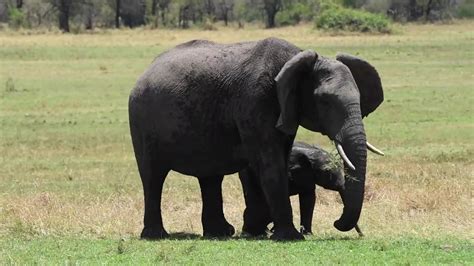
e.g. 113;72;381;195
198;175;235;238
131;131;169;240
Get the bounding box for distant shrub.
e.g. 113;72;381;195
5;77;16;93
315;5;391;33
276;10;297;26
276;3;313;26
201;17;217;31
458;2;474;18
8;8;26;29
146;15;160;29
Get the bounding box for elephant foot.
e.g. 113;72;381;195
300;225;313;235
240;230;269;239
203;220;235;238
242;209;272;237
241;222;269;237
140;226;169;240
270;226;304;241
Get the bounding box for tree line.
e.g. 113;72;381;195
0;0;471;32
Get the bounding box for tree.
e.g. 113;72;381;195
151;0;157;15
343;0;357;7
263;0;282;28
58;0;71;32
174;0;199;28
203;0;215;17
233;0;264;26
157;0;171;26
178;4;191;28
425;0;434;19
120;0;146;27
47;0;84;32
386;0;458;22
217;0;233;26
0;1;7;22
115;0;120;27
81;0;101;30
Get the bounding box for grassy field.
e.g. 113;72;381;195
1;21;473;264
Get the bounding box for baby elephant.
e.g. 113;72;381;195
286;142;345;235
286;142;363;235
240;142;363;236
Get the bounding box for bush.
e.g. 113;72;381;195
5;77;16;93
8;8;26;29
457;2;474;18
276;3;313;26
315;5;391;33
201;17;217;31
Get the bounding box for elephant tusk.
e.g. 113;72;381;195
366;141;385;156
336;143;356;171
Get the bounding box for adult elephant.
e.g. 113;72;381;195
128;38;383;241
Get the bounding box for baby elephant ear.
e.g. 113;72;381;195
336;53;384;118
275;50;318;135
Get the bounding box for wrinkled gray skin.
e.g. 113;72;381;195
240;142;345;235
129;38;383;240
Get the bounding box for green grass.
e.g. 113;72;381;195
1;235;472;264
0;21;473;263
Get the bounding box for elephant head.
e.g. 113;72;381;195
275;50;384;232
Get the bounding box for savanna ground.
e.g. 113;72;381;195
0;21;473;264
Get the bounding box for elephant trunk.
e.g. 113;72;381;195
334;112;367;232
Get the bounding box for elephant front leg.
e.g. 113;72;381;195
258;150;303;241
237;119;301;240
240;168;272;237
198;175;235;238
299;190;316;235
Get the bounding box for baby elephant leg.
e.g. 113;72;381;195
299;191;316;235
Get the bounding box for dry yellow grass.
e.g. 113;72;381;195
2;163;471;239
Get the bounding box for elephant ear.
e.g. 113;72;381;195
336;53;384;118
275;50;318;135
288;151;312;179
